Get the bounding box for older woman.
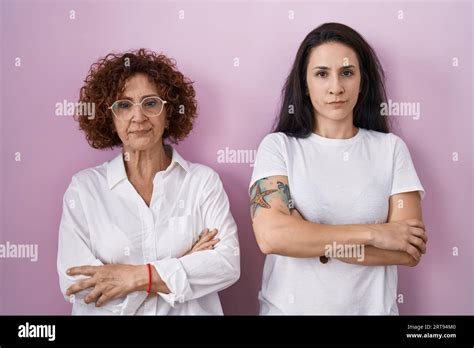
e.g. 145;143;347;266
57;49;240;315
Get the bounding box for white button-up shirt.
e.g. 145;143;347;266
57;146;240;315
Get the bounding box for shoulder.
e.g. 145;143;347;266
187;162;218;178
258;132;291;147
69;160;108;191
186;162;222;188
362;129;415;166
255;132;295;157
362;128;406;150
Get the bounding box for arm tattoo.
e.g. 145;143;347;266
277;181;294;209
250;178;295;219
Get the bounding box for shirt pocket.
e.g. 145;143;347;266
164;214;195;258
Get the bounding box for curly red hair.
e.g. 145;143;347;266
77;48;197;149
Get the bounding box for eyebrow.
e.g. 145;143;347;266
312;65;356;70
118;94;158;101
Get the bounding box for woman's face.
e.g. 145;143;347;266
305;42;362;126
112;73;168;152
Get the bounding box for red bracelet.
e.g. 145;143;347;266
146;263;152;294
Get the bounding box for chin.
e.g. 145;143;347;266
323;111;351;122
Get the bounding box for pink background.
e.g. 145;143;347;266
0;0;472;315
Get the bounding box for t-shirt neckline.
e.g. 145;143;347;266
308;127;365;146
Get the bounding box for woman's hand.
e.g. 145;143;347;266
184;228;220;256
369;219;428;260
66;264;144;307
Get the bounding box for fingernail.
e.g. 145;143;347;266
66;269;71;274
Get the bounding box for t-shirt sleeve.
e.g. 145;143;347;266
249;133;288;195
390;134;425;200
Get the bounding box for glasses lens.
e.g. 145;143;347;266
112;100;133;119
142;97;164;117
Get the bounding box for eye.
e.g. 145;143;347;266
116;101;131;109
342;70;354;77
315;71;328;78
144;100;157;107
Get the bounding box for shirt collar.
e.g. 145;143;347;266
107;145;189;190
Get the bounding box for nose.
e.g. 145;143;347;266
329;76;344;96
130;104;147;122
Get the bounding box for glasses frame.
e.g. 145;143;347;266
108;96;168;120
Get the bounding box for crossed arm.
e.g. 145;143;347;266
65;228;220;307
338;190;424;266
250;176;427;266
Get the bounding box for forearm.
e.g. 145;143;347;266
336;246;416;266
134;237;238;304
338;191;424;267
150;243;240;304
254;213;374;258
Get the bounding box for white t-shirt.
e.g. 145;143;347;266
249;128;425;315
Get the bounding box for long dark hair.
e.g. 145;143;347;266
274;22;390;137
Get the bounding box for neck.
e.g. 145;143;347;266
123;143;171;181
313;114;358;139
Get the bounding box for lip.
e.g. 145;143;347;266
328;101;346;107
129;129;151;135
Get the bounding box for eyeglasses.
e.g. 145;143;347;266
108;96;167;120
